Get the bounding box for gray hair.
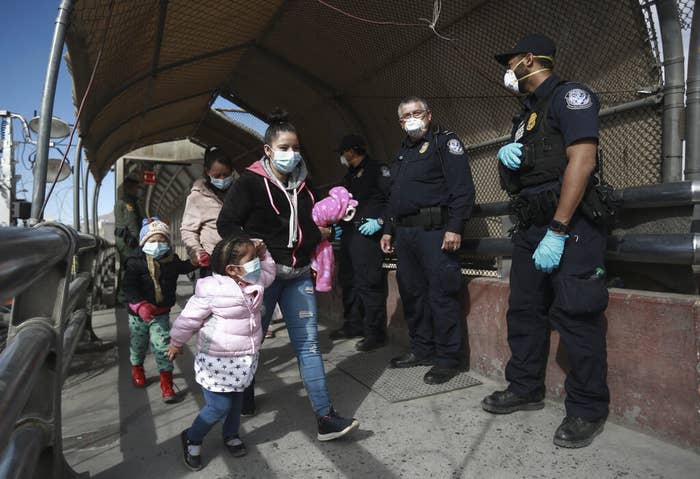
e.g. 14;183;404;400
397;96;430;118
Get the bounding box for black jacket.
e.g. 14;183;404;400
217;159;322;269
123;251;195;314
385;127;475;234
341;157;391;221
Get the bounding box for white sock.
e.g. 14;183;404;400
187;444;201;456
225;437;243;447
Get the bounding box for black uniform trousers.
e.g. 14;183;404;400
506;214;610;420
395;226;463;368
338;228;387;340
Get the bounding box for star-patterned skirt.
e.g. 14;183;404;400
194;351;259;393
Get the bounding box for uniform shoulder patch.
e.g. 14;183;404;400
380;165;391;177
447;138;464;155
564;88;592;110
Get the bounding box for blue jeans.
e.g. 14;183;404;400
187;387;243;442
261;272;331;417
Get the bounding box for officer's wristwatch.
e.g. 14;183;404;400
548;220;568;234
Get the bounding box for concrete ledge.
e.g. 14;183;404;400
318;272;700;449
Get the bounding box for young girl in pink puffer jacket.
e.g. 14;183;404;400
167;236;275;471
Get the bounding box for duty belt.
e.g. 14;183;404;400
397;206;447;229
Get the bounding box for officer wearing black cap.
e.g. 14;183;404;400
329;134;390;351
481;34;610;448
381;96;475;385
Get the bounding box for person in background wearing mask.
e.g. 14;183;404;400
181;147;236;278
329;134;390;352
217;109;359;441
482;34;609;449
124;218;197;402
115;175;144;303
381;96;475;385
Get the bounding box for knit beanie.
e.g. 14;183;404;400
139;217;170;246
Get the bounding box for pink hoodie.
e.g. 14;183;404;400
169;251;276;356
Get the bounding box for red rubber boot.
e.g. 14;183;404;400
131;365;146;388
160;370;176;403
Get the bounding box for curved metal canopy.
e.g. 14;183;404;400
66;0;661;197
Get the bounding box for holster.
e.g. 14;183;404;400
397;206;448;230
509;189;559;232
579;179;620;228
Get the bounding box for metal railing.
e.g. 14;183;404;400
0;223;113;479
380;180;700;273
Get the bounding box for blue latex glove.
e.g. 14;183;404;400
358;218;382;236
532;229;569;273
497;142;523;170
332;224;343;241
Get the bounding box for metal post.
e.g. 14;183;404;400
92;180;101;236
657;0;686;183
72;137;82;231
82;160;90;234
0;115;14;226
30;0;75;223
685;6;700;180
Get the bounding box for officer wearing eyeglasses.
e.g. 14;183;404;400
381;96;475;385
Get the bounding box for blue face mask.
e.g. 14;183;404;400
272;150;302;174
143;241;170;259
210;175;233;190
233;257;261;283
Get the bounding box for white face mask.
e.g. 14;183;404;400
340;155;349;167
404;117;425;138
503;69;521;94
231;257;261;283
503;56;552;94
271;149;302;174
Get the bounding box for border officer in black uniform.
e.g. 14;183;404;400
481;34;610;448
115;175;144;303
381;96;475;385
329;134;390;352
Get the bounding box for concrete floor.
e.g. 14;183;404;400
62;283;700;479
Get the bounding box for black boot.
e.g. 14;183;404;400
481;389;545;414
389;352;435;368
553;416;605;448
355;337;386;352
329;327;363;340
423;365;460;385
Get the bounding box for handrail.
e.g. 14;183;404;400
0;223;112;478
0;227;72;304
383;180;700;268
0;424;47;479
472;181;700;218
0;323;54;456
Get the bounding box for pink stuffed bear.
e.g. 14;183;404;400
311;186;358;292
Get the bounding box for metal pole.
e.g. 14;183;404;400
657;0;686;183
72;137;82;230
82;161;90;234
92;180;101;235
30;0;75;223
0;115;14;226
685;6;700;180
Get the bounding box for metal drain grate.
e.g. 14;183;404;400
334;349;482;403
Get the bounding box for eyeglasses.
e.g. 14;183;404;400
399;109;429;122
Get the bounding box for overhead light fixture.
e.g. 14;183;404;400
28;116;70;139
46;158;71;182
